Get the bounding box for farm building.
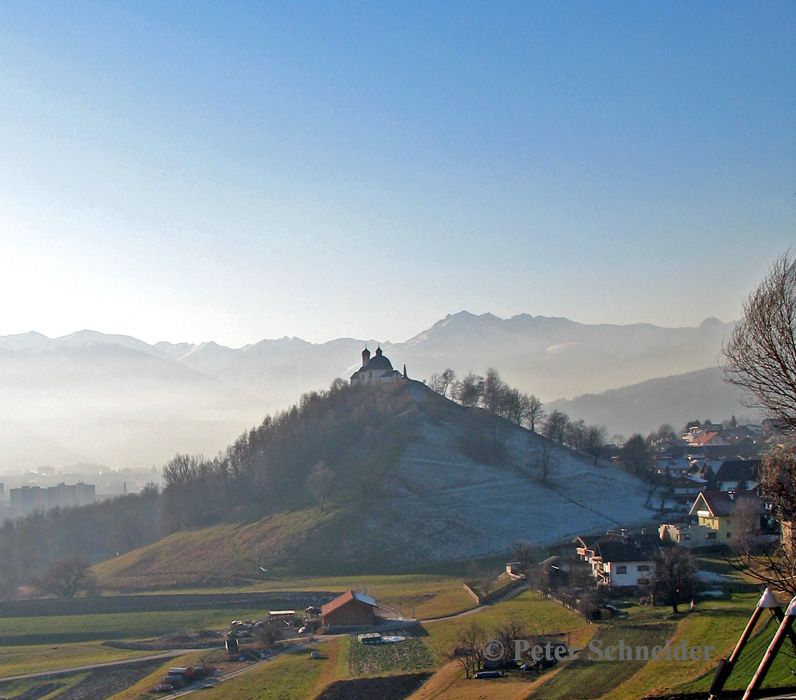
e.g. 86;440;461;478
321;590;378;629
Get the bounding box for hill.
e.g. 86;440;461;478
0;313;734;471
548;367;761;438
94;381;655;588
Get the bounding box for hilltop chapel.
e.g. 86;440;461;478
350;346;407;386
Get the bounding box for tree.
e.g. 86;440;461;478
306;460;335;512
730;496;762;563
510;541;538;571
256;618;283;650
36;554;97;598
584;425;608;464
543;410;570;444
503;388;531;426
482;367;508;414
455;373;484;407
429;369;456;399
534;438;559;481
723;252;796;431
652;546;697;614
525;395;544;433
452;623;487;679
565;419;586;451
619;434;656;505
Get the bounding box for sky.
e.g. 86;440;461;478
0;1;794;347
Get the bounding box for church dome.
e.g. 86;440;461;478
364;346;394;370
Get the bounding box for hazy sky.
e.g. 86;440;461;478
1;1;794;347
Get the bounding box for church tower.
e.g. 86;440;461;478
361;346;371;368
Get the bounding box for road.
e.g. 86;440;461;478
0;649;200;682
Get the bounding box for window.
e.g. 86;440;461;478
637;565;650;572
616;565;627;574
706;531;717;540
638;578;650;585
682;533;691;540
727;532;732;539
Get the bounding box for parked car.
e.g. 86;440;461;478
473;670;502;679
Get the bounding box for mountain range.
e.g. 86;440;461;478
0;312;745;472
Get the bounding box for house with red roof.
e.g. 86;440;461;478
321;590;378;629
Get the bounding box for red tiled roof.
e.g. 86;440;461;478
321;590;378;617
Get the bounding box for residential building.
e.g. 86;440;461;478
688;490;765;544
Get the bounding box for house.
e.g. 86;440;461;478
668;474;708;503
350;347;406;386
688;490;765;544
714;459;760;492
688;432;729;448
654;456;692;477
589;540;656;588
321;590;378;629
574;532;625;563
658;520;714;548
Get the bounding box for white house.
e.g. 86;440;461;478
590;540;656;588
350;347;406;386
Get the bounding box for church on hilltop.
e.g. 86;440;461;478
350;346;407;386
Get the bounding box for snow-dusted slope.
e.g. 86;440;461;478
357;403;654;563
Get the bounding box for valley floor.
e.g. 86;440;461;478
3;562;796;700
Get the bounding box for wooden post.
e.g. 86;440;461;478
742;595;796;700
708;588;780;700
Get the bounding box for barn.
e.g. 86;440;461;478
321;590;378;629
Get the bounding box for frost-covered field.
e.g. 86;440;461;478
369;407;656;563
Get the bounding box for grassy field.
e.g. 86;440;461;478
422;589;594;662
0;641;153;679
191;647;328;700
532;623;674;699
0;606;270;646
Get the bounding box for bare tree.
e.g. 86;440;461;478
543;410;569;443
652;546;697;614
565;419;586;450
585;425;608;464
723;251;796;431
482;367;509;415
525;395;544;433
452;623;487;679
306;460;335;512
730;496;762;564
36;554;97;598
619;434;656;505
428;372;446;396
438;369;456;399
510;541;538;571
455;373;484;407
503;388;531;426
534;438;559;481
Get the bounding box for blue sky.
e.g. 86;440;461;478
0;1;793;346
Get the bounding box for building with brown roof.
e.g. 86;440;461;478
321;590;378;629
688;490;765;544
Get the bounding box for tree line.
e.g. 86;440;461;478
159;378;414;531
428;367;608;465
